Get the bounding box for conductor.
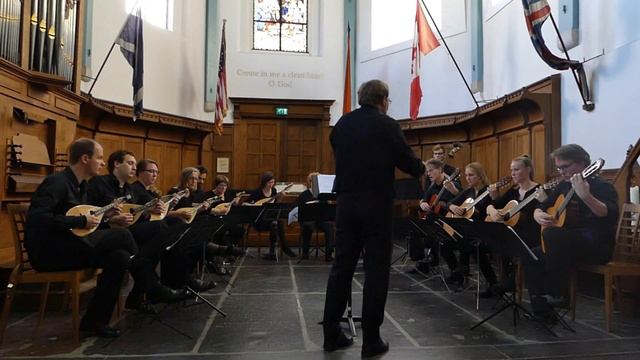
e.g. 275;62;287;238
322;79;425;357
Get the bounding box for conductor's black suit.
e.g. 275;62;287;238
323;105;425;341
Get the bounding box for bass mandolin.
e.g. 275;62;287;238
253;183;294;206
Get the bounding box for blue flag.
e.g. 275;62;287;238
116;8;144;121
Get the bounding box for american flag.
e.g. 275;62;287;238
521;0;575;70
214;21;228;136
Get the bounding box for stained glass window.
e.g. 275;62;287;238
253;0;308;53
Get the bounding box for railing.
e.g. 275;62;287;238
0;0;22;65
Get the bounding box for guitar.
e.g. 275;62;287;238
448;142;463;158
183;195;223;224
254;183;294;205
212;191;246;214
485;177;562;226
419;169;461;219
67;195;131;237
446;176;512;219
109;197;160;228
541;158;605;252
149;189;188;221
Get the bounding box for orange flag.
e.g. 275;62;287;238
343;24;352;115
410;1;440;120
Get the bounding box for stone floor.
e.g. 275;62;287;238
2;243;640;359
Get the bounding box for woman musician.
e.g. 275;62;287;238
247;171;296;260
485;155;543;295
446;162;498;295
413;159;461;274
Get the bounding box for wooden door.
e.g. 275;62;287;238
245;120;281;187
283;120;320;184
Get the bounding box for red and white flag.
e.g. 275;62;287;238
410;1;440;120
214;21;228;135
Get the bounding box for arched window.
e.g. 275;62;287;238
253;0;308;53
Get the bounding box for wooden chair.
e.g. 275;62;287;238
0;203;98;345
569;203;640;332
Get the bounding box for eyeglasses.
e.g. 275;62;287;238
556;162;574;172
144;169;160;174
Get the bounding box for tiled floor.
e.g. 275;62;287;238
2;243;640;359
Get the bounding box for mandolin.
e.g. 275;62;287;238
541;158;605;252
446;176;512;219
254;183;294;206
183;195;223;224
149;189;188;221
109;198;160;228
67;195;131;237
419;169;460;219
212;191;246;215
485;177;562;226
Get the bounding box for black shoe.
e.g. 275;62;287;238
542;294;568;308
186;277;217;292
124;293;158;314
262;253;277;261
80;321;121;338
361;338;389;358
283;247;296;258
226;246;246;257
479;287;496;299
323;324;353;352
301;252;309;260
148;284;187;304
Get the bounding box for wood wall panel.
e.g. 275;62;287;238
182;145;200;169
472;138;499;182
531;124;547;183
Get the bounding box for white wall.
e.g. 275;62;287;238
82;0;209;122
221;0;345;124
358;0;640;169
83;0;345;125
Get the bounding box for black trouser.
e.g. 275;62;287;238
213;222;245;246
127;221;172;294
458;239;497;285
323;195;393;342
253;220;288;253
301;221;334;255
161;215;225;288
31;228;137;327
524;227;612;299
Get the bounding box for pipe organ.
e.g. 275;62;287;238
0;0;22;65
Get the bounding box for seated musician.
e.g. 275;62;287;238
296;172;335;261
209;175;246;274
165;168;244;277
446;162;498;294
525;144;618;321
414;159;460;273
87;150;186;311
247;171;296;260
486;155;543;295
25;139;138;337
194;165;209;202
130;159;165;222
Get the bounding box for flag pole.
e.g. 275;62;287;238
548;13;593;111
87;0;141;96
418;0;479;110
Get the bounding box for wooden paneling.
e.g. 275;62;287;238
531;124;547;183
228;98;333;189
472;138;499;182
182;145;200;169
498;129;530;179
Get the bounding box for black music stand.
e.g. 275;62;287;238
253;203;294;262
296;202;336;263
407;217;460;291
224;205;266;251
465;221;538;331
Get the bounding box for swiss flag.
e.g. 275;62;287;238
410;1;440;120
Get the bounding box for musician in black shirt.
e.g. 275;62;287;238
446;162;497;292
525;144;618;320
25;139;136;337
88;150;185;310
247;171;295;259
296;172;335;261
414;159;460;273
486;155;543;295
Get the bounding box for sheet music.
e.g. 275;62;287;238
288;206;299;225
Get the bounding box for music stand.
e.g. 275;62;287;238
407;217;460;291
225;205;266;251
254;203;294;261
296;202;336;263
466;221;538;331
